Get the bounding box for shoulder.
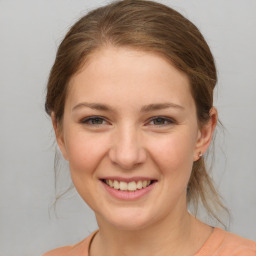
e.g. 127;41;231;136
197;227;256;256
42;245;73;256
219;229;256;255
42;231;98;256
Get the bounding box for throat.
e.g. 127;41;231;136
90;214;205;256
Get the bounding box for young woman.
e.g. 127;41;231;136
43;0;256;255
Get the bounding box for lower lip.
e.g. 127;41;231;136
101;181;156;200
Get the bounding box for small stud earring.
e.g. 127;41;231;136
199;152;203;158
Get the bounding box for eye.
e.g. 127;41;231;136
80;116;108;126
147;116;175;126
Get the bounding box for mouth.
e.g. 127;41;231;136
101;179;157;192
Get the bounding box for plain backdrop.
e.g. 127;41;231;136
0;0;256;255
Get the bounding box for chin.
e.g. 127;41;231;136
96;207;157;231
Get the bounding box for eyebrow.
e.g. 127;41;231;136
140;103;184;112
72;102;114;112
72;102;184;112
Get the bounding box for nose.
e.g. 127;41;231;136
108;125;147;170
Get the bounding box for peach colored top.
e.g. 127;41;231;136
195;228;256;256
43;228;256;256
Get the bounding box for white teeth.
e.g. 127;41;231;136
105;179;152;191
142;180;147;188
128;181;137;191
137;181;142;189
113;180;120;190
119;181;128;191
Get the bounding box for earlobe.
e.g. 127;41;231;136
51;113;69;161
194;107;218;161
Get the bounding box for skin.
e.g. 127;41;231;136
50;46;217;256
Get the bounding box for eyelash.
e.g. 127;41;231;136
80;116;175;127
147;116;175;126
80;116;108;126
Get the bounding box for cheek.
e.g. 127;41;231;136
148;133;194;167
148;131;196;178
65;131;108;176
64;131;110;208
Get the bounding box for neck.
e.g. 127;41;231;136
90;211;210;256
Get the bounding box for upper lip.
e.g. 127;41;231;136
99;176;157;182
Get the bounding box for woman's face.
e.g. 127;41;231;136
56;47;213;230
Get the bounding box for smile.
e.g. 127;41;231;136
103;179;153;191
100;177;157;200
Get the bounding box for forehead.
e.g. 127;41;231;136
67;46;195;111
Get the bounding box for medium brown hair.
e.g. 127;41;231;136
45;0;227;223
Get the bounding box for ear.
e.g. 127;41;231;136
193;107;218;161
51;113;69;161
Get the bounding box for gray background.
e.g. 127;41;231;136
0;0;255;255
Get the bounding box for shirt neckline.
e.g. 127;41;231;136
86;227;225;256
194;227;225;256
